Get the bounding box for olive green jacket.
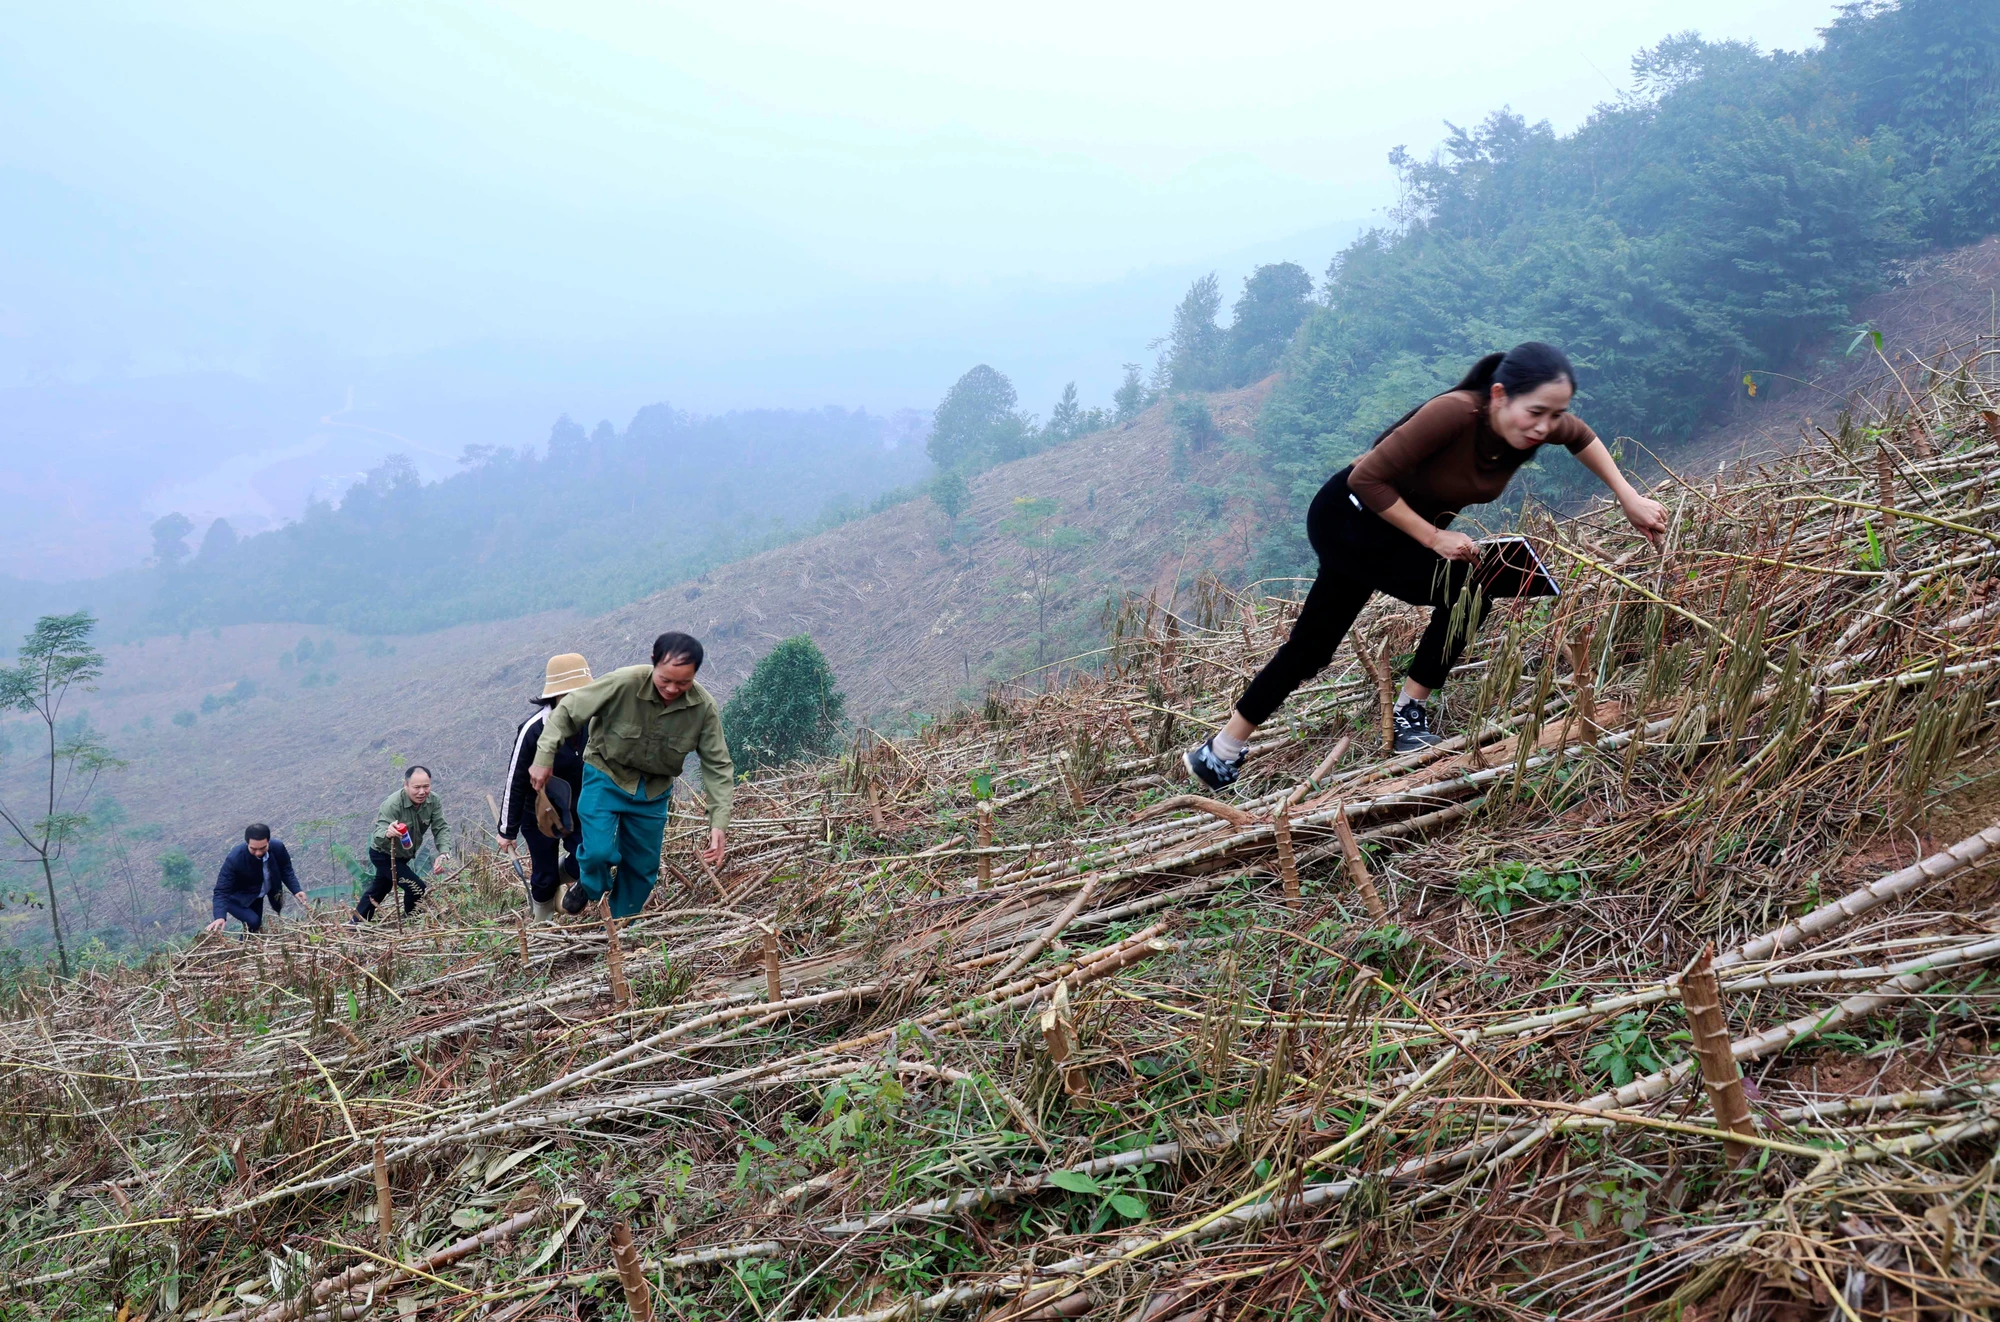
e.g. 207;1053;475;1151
535;665;735;828
369;786;453;860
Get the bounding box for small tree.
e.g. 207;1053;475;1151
1222;262;1314;385
158;847;196;904
931;471;971;521
0;613;122;975
723;636;848;772
1163;274;1225;391
150;514;194;569
1000;497;1088;664
927;365;1032;473
1046;382;1083;442
1113;363;1150;423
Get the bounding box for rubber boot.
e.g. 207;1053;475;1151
530;895;558;922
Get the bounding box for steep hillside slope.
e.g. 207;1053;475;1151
11;364;2000;1320
1673;235;2000;471
18;385;1268;936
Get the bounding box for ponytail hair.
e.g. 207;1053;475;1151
1366;341;1577;452
1454;342;1576;398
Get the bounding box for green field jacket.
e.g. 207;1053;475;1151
535;665;735;829
369;786;453;860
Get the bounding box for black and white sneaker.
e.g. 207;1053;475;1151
1182;737;1245;792
560;883;590;916
1392;700;1446;754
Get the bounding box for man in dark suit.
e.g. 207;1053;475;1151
206;824;310;934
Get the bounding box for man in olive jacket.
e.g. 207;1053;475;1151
532;631;732;918
353;764;455;921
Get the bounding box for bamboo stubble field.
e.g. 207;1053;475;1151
9;343;2000;1320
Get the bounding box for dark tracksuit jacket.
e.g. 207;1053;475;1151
499;709;587;901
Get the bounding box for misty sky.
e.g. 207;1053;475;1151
2;0;1845;577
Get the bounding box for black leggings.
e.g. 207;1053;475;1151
356;849;426;920
1237;468;1488;725
520;816;581;903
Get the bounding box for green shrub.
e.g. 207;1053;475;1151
722;635;847;772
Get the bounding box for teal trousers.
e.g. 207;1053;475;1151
575;764;670;919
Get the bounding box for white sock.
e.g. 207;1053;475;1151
1395;692;1421;710
1211;730;1249;761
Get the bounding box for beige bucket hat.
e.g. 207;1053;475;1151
540;653;593;699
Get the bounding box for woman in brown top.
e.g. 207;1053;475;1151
1185;342;1666;787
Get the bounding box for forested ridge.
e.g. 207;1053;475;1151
1232;0;1999;570
36;405;930;639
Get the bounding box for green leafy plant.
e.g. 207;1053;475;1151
1459;860;1584;915
1582;1175;1649;1237
1047;1165;1152;1231
1585;1012;1665;1086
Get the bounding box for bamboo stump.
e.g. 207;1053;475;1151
373;1136;394;1253
1679;944;1756;1166
1332;809;1391;924
975;803;994;889
1040;981;1089;1097
1353;633;1396;754
1273;805;1301;906
605;915;631;1012
1877;444;1900;567
762;925;782;1003
610;1220;655;1322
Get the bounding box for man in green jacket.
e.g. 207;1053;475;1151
353;764;454;921
531;631;732;918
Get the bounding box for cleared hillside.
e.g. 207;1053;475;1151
13;385;1268;939
9;354;2000;1320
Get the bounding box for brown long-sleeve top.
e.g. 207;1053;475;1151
1347;391;1597;524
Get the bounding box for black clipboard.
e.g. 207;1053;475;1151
1471;536;1561;599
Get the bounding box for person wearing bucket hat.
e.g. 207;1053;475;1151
530;631;733;919
499;653;593;921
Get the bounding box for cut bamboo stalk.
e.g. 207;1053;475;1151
865;775;885;832
372;1136;393;1253
609;1220;655;1322
1566;633;1596;732
1039;980;1089;1097
976;803;994;889
763;925;782;1003
515;914;529;962
1878;443;1900;566
1273;805;1301;905
1353;633;1396;753
230;1135;249;1186
1332;809;1390;923
605;915;631;1012
1679;943;1755;1166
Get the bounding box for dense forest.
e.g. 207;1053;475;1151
1142;0;1999;573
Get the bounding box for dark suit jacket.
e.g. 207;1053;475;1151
212;840;301;919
